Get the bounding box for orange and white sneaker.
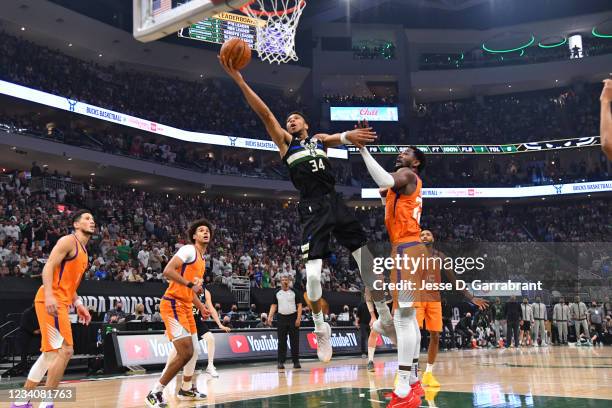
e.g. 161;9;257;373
411;380;425;397
422;371;441;387
387;390;422;408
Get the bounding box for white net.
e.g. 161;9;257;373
241;0;306;64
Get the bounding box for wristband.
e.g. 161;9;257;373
187;282;195;289
340;131;349;144
74;298;83;308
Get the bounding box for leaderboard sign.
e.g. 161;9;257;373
178;12;263;49
330;107;399;122
347;136;600;155
114;328;395;367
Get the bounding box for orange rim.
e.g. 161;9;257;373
240;0;306;17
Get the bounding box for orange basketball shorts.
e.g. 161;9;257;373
415;301;443;332
160;296;196;341
35;300;73;352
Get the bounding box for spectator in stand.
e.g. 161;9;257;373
338;305;351;322
256;313;268;328
105;301;128;323
226;304;240;321
151;304;162;323
222;315;234;329
126;303;151;322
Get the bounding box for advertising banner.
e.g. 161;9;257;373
114;327;395;367
330;107;399;122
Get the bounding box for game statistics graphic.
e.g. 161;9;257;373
347;136;601;155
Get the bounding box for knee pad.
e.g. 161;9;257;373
305;259;323;302
27;352;56;383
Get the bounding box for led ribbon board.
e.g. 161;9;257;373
347;137;600;155
0;80;600;157
361;180;612;199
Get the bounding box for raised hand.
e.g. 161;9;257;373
347;123;377;148
601;79;612;103
218;54;244;83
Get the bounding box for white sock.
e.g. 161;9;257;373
393;308;418;394
313;311;325;330
153;381;165;393
374;301;392;324
367;346;375;362
395;369;412;398
38;402;53;408
181;380;192;391
426;363;434;373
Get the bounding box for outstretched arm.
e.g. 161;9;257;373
600;79;612;160
360;147;417;192
219;56;291;154
315;127;377;149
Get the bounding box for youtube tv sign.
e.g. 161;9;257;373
113;328;395;367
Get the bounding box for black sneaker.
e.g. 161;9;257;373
293;361;301;369
177;387;207;400
145;390;167;408
367;360;375;372
278;363;285;370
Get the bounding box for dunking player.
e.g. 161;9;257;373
219;57;396;363
417;229;488;389
145;219;212;408
358;142;428;408
11;210;94;408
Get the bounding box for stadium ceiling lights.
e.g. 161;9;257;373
538;38;567;48
592;27;612;38
482;35;535;53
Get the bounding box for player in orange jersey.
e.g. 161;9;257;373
358;136;427;408
417;229;488;390
600;79;612;159
145;219;212;408
11;210;94;408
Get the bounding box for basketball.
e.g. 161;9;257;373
220;38;252;70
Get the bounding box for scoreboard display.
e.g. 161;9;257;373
346;136;600;155
178;12;262;49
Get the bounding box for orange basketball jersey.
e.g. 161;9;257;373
385;176;423;244
34;234;88;305
163;245;206;304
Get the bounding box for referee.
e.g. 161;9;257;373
268;275;303;369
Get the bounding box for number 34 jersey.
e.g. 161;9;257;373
283;135;335;199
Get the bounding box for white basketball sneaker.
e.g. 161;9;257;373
206;365;219;378
314;322;333;362
372;318;397;345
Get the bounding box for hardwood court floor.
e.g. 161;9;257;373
3;346;611;407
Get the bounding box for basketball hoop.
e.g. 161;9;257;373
240;0;306;64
